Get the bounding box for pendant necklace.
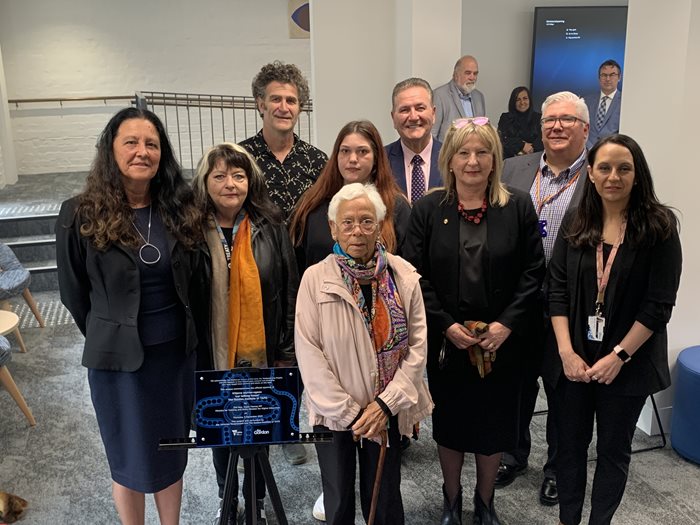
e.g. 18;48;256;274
132;205;161;265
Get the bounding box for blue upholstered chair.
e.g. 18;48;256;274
671;346;700;464
0;242;45;327
0;334;36;426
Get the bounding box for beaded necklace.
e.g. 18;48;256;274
457;197;488;224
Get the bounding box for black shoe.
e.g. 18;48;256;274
400;435;412;452
539;477;558;506
494;462;526;488
473;491;502;525
440;484;463;525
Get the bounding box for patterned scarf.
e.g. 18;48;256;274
333;242;409;395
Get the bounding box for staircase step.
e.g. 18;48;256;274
0;212;59;238
3;234;57;263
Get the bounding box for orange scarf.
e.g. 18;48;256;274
227;215;266;368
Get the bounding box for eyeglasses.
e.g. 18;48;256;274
337;219;378;235
540;116;585;129
599;72;620;79
454;117;490;128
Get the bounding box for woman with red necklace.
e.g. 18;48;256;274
404;118;545;525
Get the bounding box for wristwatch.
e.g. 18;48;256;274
613;344;632;363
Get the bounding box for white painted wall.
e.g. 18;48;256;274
0;0;312;175
0;43;17;188
621;0;700;434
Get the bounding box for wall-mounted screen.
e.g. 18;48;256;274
530;6;628;110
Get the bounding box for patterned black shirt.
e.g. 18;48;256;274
240;130;328;219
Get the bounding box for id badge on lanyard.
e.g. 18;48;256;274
587;221;627;343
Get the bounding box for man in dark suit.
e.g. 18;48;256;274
386;77;442;204
432;55;487;141
585;59;622;149
499;91;590;506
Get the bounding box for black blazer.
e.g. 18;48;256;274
403;189;545;366
55;197;210;372
497;111;544;159
545;213;682;395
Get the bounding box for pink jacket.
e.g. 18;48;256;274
295;252;433;437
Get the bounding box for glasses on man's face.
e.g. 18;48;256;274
337;219;378;235
540;116;584;129
454;117;490;128
599;72;619;79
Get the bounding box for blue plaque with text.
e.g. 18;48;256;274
194;367;301;448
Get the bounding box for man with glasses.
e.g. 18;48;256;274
585;59;622;149
498;91;590;507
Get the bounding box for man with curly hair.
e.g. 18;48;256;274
241;61;328;221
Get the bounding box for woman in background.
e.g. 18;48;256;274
192;142;299;525
56;107;208;525
546;134;682;525
497;86;543;158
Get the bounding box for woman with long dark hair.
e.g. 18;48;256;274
546;134;682;525
497;86;543;158
56;107;209;524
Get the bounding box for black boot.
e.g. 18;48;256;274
440;484;463;525
473;491;502;525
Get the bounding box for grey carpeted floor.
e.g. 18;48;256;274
1;294;699;525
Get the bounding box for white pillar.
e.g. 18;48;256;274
623;0;700;434
0;43;18;188
310;0;461;153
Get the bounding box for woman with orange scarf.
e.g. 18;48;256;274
192;142;300;525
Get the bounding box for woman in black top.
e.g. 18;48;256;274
289;120;410;270
497;86;543;158
547;134;682;525
56;107;208;525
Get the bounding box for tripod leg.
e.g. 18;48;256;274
243;454;256;525
221;448;238;525
257;449;288;525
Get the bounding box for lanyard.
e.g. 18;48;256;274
213;212;244;269
534;167;581;214
595;220;627;314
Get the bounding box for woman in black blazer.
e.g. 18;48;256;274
56;107;209;524
497;86;543;159
404;118;544;525
546;134;682;525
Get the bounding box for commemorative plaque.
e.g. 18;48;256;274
194;367;301;448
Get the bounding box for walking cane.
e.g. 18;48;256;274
367;429;388;525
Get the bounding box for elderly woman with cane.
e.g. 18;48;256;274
295;183;432;525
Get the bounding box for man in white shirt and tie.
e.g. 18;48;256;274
585;59;622;149
386;77;443;204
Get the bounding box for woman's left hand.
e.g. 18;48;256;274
351;401;388;440
585;352;624;385
479;321;512;353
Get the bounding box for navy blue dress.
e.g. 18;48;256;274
88;207;195;493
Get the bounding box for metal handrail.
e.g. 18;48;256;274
7;95;134;107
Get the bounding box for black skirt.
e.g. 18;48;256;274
428;338;523;455
88;337;195;493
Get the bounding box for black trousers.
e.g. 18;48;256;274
212;446;267;507
502;375;558;479
554;378;646;525
314;419;404;525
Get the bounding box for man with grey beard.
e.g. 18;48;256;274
431;55;487;141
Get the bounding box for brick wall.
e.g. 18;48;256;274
0;0;311;175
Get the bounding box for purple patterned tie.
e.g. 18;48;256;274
411;154;425;203
595;96;609;130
